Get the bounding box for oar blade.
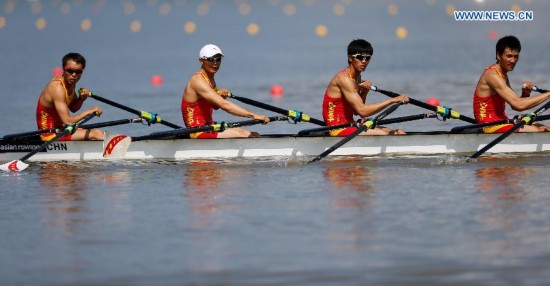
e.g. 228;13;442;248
103;132;132;158
0;160;29;172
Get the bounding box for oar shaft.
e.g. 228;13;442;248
80;118;143;129
371;86;477;124
308;102;403;163
297;113;435;136
229;94;326;126
533;86;549;93
451;119;513;133
132;116;285;141
308;124;365;163
469;122;525;159
89;94;182;129
469;98;550;159
378;113;436;125
2;128;59;141
18;113;98;162
297;123;355;136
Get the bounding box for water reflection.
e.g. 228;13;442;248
324;163;376;252
37;162;133;236
324;164;375;208
181;161;228;227
475;165;530;201
37;162;87;236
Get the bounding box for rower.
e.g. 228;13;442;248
473;35;550;133
322;39;409;136
36;53;103;141
180;44;270;138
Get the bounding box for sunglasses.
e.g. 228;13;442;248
64;68;84;75
351;54;372;62
203;57;222;63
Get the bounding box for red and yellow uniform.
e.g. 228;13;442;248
322;70;359;136
473;65;515;133
181;72;219;139
35;76;75;141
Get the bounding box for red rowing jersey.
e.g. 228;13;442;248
322;69;359;126
35;76;75;141
181;71;218;127
181;71;220;139
473;65;509;123
473;65;515;133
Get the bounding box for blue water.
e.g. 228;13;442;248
2;0;550;285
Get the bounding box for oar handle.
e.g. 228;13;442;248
18;112;98;162
89;94;182;129
132;116;286;141
370;86;477;124
228;93;326;126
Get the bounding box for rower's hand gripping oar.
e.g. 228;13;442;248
87;91;182;129
103;116;288;158
0;112;98;172
370;86;477;124
1;118;143;141
469;86;550;159
308;102;404;163
227;93;326;126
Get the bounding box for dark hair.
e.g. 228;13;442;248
347;39;373;64
62;53;86;69
496;35;521;56
347;39;373;56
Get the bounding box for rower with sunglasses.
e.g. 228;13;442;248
181;44;270;138
322;39;409;136
35;53;103;141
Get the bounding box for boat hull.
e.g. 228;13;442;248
1;132;550;161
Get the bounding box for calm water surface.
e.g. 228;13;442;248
2;0;550;285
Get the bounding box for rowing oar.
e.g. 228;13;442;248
1;118;144;141
451;114;550;133
297;113;437;136
227;93;325;126
0;112;98;172
308;102;404;163
103;116;288;158
88;93;182;129
533;85;549;93
469;97;550;160
370;86;477;124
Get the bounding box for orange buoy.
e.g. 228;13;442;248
270;84;284;97
426;97;440;106
150;75;164;86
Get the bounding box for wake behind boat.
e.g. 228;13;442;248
1;131;550;162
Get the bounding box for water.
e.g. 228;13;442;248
2;0;550;285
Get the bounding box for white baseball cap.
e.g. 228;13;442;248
199;44;224;59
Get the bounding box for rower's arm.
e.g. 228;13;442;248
50;84;97;124
341;77;396;118
488;72;550;111
194;79;264;120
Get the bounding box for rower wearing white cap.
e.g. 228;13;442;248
181;44;270;138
